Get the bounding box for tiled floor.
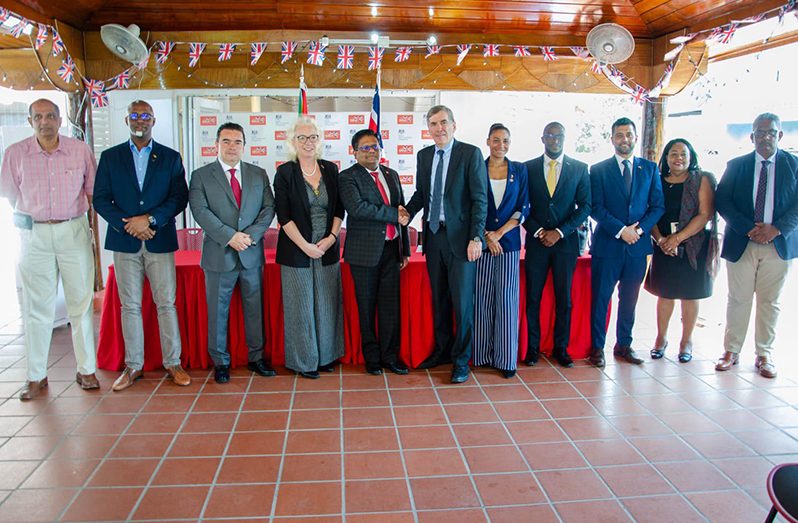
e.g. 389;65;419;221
1;290;798;521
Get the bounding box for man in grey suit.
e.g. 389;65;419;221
189;122;276;383
404;105;488;384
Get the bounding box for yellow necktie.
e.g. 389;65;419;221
546;160;557;196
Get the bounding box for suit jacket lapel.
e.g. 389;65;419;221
444;140;462;194
382;166;401;206
239;162;253;212
741;152;756;217
358;164;383;202
613;157;630;202
773;150;790;215
212;160;238;208
140;142;160;194
120;143;141;195
552;156;569;198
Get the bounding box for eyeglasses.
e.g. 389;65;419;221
542;133;564;140
753;130;779;138
128;112;153;121
357;144;381;152
296;134;319;144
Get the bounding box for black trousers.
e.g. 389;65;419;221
349;239;401;366
525;247;578;353
424;226;477;368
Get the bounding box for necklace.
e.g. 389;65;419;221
300;162;318;177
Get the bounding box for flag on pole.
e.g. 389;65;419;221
56;55;76;83
368;69;383;148
281;41;297;64
35;24;48;50
188;43;206;67
298;64;308;115
250;42;267;66
337;45;354;69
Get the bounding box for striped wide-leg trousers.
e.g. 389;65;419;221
473;250;520;371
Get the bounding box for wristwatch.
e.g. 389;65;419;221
148;215;156;227
635;226;643;236
472;236;481;244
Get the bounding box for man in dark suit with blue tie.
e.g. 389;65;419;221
94;100;191;391
523;122;591;368
404;105;488;383
589;117;665;368
715;113;798;378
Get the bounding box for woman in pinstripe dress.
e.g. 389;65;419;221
474;124;530;378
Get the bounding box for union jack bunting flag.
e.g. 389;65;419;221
35;24;48;50
112;69;130;89
483;44;500;57
513;46;531;57
540;47;558;61
188;43;206;67
9;18;27;38
0;8;10;24
56;55;76;83
367;46;385;71
456;44;472;65
155;41;175;64
394;47;412;62
137;54;150;70
281;41;297;64
250;42;267;66
218;43;236;61
590;60;602;74
425;45;441;58
51;30;65;56
337;45;354;69
306;41;326;66
630;86;649;105
83;79;108;108
716;23;738;44
569;46;590;59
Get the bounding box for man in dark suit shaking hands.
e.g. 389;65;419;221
589;117;664;368
524;122;591;368
405;105;488;383
339;129;411;376
715;113;798;378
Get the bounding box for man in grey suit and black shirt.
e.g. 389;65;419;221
339;129;411;376
189;122;276;383
405;105;488;384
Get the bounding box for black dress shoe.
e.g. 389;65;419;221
650;340;668;360
318;361;337;372
553;350;574;368
614;345;644;365
366;364;383;376
524;348;540;367
248;359;277;377
214;365;230;384
589;348;605;368
383;361;409;375
501;369;516;379
450;365;470;384
298;370;320;379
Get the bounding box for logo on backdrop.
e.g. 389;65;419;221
249;115;267;125
200;116;217;126
397;114;413;125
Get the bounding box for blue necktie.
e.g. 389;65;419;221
428;149;445;233
622;159;632;196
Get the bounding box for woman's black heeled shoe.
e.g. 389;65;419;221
650;341;668;359
678;343;693;363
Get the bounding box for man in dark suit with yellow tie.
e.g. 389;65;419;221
404;105;488;383
523;122;591;368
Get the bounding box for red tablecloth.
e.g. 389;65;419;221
97;250;595;370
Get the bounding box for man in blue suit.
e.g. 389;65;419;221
524;122;591;368
94;100;191;390
589;117;664;367
715;113;798;378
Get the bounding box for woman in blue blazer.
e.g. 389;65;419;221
474;124;530;378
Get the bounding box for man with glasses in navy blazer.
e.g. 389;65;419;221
588;117;664;368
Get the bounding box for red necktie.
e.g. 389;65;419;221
229;168;241;208
370;171;396;240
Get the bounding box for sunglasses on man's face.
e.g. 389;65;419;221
128;112;153;121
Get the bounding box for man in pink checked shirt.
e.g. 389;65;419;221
0;98;99;400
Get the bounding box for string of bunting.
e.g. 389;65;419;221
0;1;795;108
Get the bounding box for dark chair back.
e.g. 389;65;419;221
766;463;798;523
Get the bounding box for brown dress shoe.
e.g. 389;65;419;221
76;373;100;390
112;367;144;392
755;356;777;378
165;365;191;386
19;378;48;401
715;351;739;371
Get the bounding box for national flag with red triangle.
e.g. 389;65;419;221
540;47;558;61
155;41;175;64
218;43;236;61
188;43;206;67
513;46;531;57
281;41;297;64
35;24;48;50
250;43;267;66
394;47;412;62
56;55;76;83
298;65;308;115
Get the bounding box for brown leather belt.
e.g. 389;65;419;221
34;217;74;224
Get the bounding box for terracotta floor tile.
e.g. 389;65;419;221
243;392;292;411
493;401;550;422
204;484;276;518
518;366;567;383
203;378;250;394
417;508;488;522
295;375;341;392
286;429;341;454
0;415;31;437
462;445;528;474
0;460;39;489
520;442;588;471
193;393;244;412
389;388;440;406
444;403;500;424
227;430;286;455
342;407;393;428
385;372;432;389
621;495;705;523
169;432;229;457
687;490;766;523
557;417;621;441
571;380;627;398
751;406;798;428
712;457;778;488
535;469;612;502
393;405;447;426
542;398;599;418
15;414;81;436
658;411;724;434
341;373;387;390
281;453;341;482
89;458;159;486
236;411;290;431
452;423;512;446
528;382;581;399
0;435;60;460
344;451;405;480
629;435;703;462
682;432;757;459
345;479;412;512
588;396;649;417
21;459;98;488
734;428;798;455
342;390;390;408
410;476;480;510
62;486;141;521
608;414;673;437
505;420;567;444
142;394;196;413
634;394;695;414
181;411;237;433
481;385;535;402
596;464;675;497
94;394;150;413
133;485;210;520
248;375;295;393
725;388;788;409
0;487;76;523
554;500;633;522
435;386;487;404
398;425;456;449
347;514;413;523
575;439;645;466
151;457;220;485
127;412;184;434
274;481;342;516
217;455;281;483
487;504;560;523
404;448;468;477
289;408;342;430
41;396;100;415
54;435;117;459
473;472;545;506
292;391;341;410
344;427;399;452
656;461;735;491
